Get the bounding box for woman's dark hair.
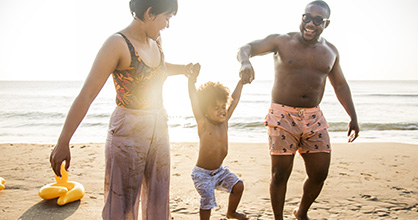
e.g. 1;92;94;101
129;0;178;21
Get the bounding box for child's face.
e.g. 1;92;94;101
206;100;227;123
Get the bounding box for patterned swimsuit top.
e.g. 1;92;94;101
112;32;168;110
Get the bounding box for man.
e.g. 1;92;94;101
237;1;359;220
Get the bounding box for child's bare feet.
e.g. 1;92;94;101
293;208;309;220
226;211;249;220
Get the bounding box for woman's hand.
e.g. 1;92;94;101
50;143;71;177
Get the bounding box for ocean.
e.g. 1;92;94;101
0;79;417;145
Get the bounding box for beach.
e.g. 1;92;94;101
0;142;417;220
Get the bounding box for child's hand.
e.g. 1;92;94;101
239;62;254;84
191;63;201;76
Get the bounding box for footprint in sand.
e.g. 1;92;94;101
360;172;374;181
360;194;378;201
391;186;413;195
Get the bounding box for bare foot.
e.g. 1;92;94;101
226;211;249;220
293;208;309;220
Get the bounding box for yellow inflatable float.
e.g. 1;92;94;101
0;177;5;190
38;162;85;205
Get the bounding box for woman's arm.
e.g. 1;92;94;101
50;35;125;176
166;62;193;76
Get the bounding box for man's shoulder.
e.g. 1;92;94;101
321;38;338;53
269;32;296;39
264;32;295;44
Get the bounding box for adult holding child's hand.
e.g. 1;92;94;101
238;58;255;84
49;0;197;219
237;1;359;219
186;63;201;83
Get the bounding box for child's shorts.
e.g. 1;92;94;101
265;103;331;155
191;166;241;210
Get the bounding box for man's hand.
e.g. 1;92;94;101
347;120;360;143
239;62;255;84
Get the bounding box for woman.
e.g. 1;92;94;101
49;0;198;219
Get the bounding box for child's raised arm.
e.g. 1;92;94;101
187;64;203;123
227;80;244;120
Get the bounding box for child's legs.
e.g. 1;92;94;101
227;180;244;214
140;113;171;220
199;209;212;220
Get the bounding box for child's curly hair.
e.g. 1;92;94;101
197;81;231;115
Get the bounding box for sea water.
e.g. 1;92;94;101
0;79;417;144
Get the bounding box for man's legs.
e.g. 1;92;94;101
270;154;295;220
294;152;330;220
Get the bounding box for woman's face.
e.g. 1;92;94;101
147;12;173;41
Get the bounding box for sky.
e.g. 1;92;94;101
1;0;418;81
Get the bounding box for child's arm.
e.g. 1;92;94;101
226;80;244;120
187;64;204;123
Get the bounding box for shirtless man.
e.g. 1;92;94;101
237;1;359;219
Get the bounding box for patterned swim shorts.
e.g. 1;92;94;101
265;103;331;155
191;166;241;210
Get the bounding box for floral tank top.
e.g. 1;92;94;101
112;32;168;110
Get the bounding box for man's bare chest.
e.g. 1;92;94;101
275;46;336;74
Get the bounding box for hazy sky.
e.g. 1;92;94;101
1;0;417;81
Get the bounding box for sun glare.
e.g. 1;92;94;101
163;75;192;116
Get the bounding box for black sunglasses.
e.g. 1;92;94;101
302;13;329;26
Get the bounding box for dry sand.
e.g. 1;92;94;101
0;142;417;220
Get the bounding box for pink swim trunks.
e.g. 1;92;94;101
264;103;331;155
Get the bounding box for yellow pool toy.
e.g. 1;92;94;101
38;162;85;205
0;177;5;190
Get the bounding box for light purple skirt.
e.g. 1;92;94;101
102;106;171;220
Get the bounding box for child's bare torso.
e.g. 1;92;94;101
196;120;228;170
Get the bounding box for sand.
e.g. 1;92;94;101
0;142;417;220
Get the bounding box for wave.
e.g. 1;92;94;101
327;122;418;132
8;119;416;132
0;111;66;119
358;94;418;98
357;122;418;131
185;121;418;132
240;100;270;104
1;111;111;120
